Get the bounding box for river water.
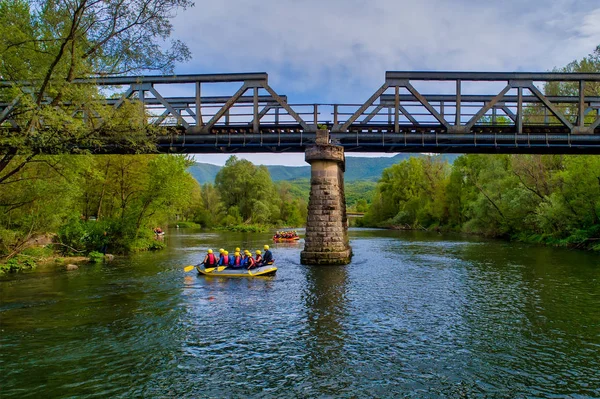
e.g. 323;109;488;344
1;228;599;398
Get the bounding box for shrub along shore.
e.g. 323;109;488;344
357;154;600;252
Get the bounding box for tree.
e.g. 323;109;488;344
0;0;192;180
215;156;279;223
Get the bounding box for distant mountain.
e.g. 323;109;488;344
188;154;459;185
267;165;309;181
187;163;222;185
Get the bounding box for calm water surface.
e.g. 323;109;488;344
1;228;599;398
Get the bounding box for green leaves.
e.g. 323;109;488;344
364;153;600;251
1;0;192;161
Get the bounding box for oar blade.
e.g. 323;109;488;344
184;265;195;273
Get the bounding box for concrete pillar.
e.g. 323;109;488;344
300;130;352;265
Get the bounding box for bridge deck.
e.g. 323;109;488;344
2;71;599;154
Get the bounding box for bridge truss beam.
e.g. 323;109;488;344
1;71;600;154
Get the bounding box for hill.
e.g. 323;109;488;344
187;163;222;185
189;154;459;185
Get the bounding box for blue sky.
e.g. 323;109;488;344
169;0;600;165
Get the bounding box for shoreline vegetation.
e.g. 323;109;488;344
0;155;307;274
356;154;600;253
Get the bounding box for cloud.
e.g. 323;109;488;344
172;0;600;102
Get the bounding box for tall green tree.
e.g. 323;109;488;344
0;0;192;180
215;156;279;223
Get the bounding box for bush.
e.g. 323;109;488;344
0;256;37;274
57;218;112;255
88;251;105;263
218;224;269;233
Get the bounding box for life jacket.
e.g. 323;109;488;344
255;255;263;264
206;253;217;266
233;256;241;266
246;256;255;268
220;256;229;266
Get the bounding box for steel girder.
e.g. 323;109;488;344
1;71;600;154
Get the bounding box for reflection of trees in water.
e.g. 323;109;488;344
457;242;600;395
302;265;349;382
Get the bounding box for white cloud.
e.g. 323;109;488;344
173;0;600;102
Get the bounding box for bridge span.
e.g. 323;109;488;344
2;71;599;154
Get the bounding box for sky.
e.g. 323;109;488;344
168;0;600;165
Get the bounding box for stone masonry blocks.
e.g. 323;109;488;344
300;130;352;265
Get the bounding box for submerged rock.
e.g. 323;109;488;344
65;264;79;271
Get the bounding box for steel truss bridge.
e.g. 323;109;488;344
2;71;600;154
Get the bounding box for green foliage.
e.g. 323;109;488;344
0;255;37;274
0;0;192;161
88;251;104;263
363;153;600;251
215;156;278;223
0;0;195;262
217;224;269;233
346;181;377;208
364;156;450;229
1;154;198;260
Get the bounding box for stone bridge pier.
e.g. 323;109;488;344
300;130;352;265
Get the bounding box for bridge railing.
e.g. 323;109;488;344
2;71;600;154
0;73;313;133
331;72;600;135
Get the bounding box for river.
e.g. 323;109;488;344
1;228;599;398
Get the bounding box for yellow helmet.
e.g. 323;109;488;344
219;248;225;253
207;249;213;254
224;251;229;255
234;251;240;256
264;244;269;250
244;250;250;255
256;250;261;255
235;247;240;252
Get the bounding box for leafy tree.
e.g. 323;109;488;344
215;156;279;223
0;0;192;180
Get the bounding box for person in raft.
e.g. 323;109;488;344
202;249;218;267
254;250;263;266
230;251;243;269
218;250;230;267
218;248;225;263
262;245;274;265
244;250;256;269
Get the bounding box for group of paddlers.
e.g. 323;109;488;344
201;245;274;270
273;231;299;239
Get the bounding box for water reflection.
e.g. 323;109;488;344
301;265;350;391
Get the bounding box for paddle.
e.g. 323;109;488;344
204;266;227;273
183;264;226;273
